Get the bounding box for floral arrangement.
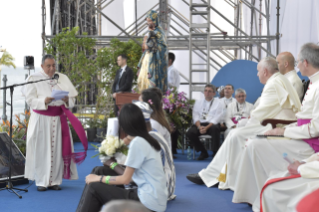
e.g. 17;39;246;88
91;135;128;164
163;88;195;131
0;110;30;156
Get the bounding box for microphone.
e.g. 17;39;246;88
52;73;59;82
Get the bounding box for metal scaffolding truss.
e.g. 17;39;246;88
43;0;280;82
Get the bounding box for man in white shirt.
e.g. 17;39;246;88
167;52;180;90
219;84;234;131
232;43;319;207
186;57;301;189
276;52;304;100
224;88;254;138
186;84;224;160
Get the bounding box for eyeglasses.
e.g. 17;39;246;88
295;59;305;66
236;95;246;98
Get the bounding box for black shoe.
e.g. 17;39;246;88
48;185;62;190
172;149;178;154
186;173;204;185
196;151;209;160
173;155;177;159
37;186;47;191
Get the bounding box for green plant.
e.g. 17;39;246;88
163;88;195;131
94;38;143;117
0;110;30;156
85;118;100;129
98;118;108;129
44;27;98;106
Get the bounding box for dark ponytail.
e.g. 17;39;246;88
119;103;161;151
141;88;172;133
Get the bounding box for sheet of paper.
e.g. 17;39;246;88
51;89;69;101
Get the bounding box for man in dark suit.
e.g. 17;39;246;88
112;54;134;116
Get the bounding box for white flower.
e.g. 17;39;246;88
98;135;123;156
106;146;116;156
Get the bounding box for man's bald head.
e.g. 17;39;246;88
276;52;295;74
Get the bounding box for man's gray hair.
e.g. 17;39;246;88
205;84;216;92
101;200;151;212
259;57;279;74
235;88;246;96
299;43;319;69
41;54;55;65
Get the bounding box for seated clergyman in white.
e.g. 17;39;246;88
232;43;319;207
186;57;301;190
276;51;304;100
254;153;319;212
224;88;254;138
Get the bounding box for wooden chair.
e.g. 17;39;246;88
261;119;295;129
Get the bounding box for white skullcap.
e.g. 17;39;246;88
217;86;225;93
132;100;153;121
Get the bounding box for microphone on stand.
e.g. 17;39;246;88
52;73;59;82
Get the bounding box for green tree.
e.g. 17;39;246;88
95;38;142;117
0;51;16;87
44;27;97;108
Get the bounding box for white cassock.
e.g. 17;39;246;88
285;69;304;101
22;70;78;187
252;153;319;212
232;72;319;205
224;101;254;138
219;96;234;123
198;72;301;189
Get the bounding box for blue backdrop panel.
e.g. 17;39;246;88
211;60;263;103
297;71;309;82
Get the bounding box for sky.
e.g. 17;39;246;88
0;0;46;69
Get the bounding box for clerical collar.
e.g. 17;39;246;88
309;71;319;81
40;70;53;78
265;72;280;85
237;101;245;106
204;98;214;103
224;97;233;102
284;70;296;76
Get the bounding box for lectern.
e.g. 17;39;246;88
115;93;140;110
115;93;140;139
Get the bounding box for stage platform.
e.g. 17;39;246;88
0;142;252;212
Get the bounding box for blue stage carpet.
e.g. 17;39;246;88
0;142;252;212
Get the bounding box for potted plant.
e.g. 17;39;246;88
85;118;100;142
96;118;108;142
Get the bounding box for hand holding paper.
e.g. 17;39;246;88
51;89;69;101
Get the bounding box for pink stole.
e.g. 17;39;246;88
297;119;319;153
33;105;88;179
231;117;246;124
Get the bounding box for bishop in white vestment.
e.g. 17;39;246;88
232;43;319;206
253;153;319;212
22;55;87;191
276;52;304;100
186;57;301;190
219;84;234;128
284;70;304;100
224;88;254;138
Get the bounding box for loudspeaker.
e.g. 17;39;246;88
24;56;34;70
0;133;26;182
